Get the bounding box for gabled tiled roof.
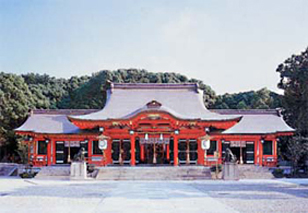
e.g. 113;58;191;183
210;109;280;115
14;84;294;135
213;109;295;134
70;83;239;121
15;114;80;134
32;109;99;115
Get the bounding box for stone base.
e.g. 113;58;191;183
70;162;87;180
222;162;239;180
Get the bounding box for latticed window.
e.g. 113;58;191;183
263;140;273;155
37;141;47;155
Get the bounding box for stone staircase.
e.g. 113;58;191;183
96;166;212;180
0;163;19;176
238;165;274;179
35;165;70;179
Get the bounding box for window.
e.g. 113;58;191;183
207;140;217;155
37;140;47;155
92;140;103;155
263;140;273;155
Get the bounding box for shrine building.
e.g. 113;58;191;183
15;83;294;167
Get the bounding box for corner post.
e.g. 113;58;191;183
130;134;136;166
47;139;51;166
173;136;178;166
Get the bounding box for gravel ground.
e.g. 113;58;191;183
192;180;308;213
0;178;307;213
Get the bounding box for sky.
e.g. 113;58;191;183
1;0;308;94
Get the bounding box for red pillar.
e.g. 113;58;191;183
273;139;277;164
173;136;178;166
259;139;263;166
140;144;145;162
130;134;136;166
166;144;170;161
217;139;222;164
88;139;92;164
254;140;258;165
52;139;56;165
197;138;204;165
47;139;51;166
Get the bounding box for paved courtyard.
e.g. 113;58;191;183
0;178;307;213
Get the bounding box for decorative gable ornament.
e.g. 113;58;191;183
146;100;162;108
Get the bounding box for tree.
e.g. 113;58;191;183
276;47;308;135
276;47;308;173
209;88;282;109
285;136;308;175
0;73;36;158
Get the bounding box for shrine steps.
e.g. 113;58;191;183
238;165;274;179
96;166;212;180
35;165;70;179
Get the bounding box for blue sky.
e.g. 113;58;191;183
1;0;308;94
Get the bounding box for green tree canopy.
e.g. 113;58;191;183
210;88;282;109
276;47;308;135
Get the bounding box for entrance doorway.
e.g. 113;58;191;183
55;141;84;164
144;144;166;164
230;147;247;164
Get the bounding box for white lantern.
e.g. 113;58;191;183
99;139;108;150
159;133;163;140
201;140;210;150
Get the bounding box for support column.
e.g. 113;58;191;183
254;140;258;165
173;136;178;166
140;144;145;162
259;139;263;166
166;144;170;161
130;135;136;166
52;140;56;165
88;139;92;164
197;138;204;165
47;139;51;166
105;138;112;165
217;139;222;164
273;139;277;164
273;139;277;156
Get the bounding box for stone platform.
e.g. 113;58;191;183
96;166;212;180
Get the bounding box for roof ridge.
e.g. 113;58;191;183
111;82;199;90
211;109;279;115
31;109;100;115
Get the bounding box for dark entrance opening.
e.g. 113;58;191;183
230;147;247;164
111;139;131;165
56;141;83;164
144;144;165;164
64;147;80;164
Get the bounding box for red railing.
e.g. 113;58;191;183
262;156;277;167
31;155;48;166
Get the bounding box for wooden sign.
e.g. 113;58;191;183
230;141;246;147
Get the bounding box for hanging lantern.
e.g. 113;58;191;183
145;133;149;140
159;133;163;141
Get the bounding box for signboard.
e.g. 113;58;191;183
140;138;170;144
230;141;246;148
64;141;80;147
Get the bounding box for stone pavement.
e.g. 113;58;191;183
0;178;307;213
